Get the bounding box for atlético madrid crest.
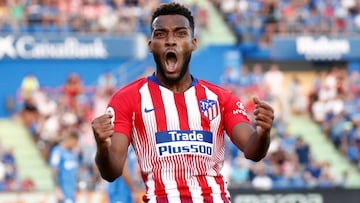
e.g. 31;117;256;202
200;99;219;121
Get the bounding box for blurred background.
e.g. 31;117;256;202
0;0;360;202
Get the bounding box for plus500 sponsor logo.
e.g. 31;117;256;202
155;130;213;157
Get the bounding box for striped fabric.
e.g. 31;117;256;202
108;74;250;203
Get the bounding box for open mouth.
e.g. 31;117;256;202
165;52;178;72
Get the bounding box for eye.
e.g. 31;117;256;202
176;30;188;37
154;31;165;38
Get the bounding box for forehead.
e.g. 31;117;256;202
152;14;190;30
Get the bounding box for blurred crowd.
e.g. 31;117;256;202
2;0;359;46
308;67;360;170
220;63;351;190
0;0;208;37
17;71;111;192
212;0;360;45
1;0;359;195
0;141;35;191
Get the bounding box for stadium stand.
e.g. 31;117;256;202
289;115;360;188
0;0;360;202
212;0;360;45
0;119;53;191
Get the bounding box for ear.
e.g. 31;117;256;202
148;40;153;53
191;37;198;51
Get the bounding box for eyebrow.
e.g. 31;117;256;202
154;26;189;32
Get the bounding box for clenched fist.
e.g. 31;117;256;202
92;113;114;148
253;97;274;136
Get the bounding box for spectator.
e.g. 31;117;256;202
288;75;307;115
280;131;297;154
49;130;80;203
97;71;117;92
62;73;84;110
26;0;43;31
295;136;311;167
251;161;273;191
229;154;251;188
264;64;285;117
238;64;252;87
20;73;40;105
0;0;10;30
250;63;264;87
220;66;239;87
8;0;26;33
264;63;284;100
305;158;323;180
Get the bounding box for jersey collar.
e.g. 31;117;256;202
148;73;198;88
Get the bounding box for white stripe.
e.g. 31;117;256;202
184;87;205;202
160;87;180;130
184;87;202;130
159;86;181;203
146;173;156;203
206;176;224;202
139;83;157;197
186;176;204;202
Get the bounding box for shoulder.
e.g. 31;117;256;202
51;145;61;153
111;77;147;100
197;79;234;96
50;145;65;158
49;145;63;164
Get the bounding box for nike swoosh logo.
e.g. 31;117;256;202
144;107;158;113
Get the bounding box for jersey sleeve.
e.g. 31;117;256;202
106;90;134;143
223;92;251;141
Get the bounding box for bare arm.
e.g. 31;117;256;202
92;114;130;182
231;97;274;162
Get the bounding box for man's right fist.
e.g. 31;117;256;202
92;113;114;147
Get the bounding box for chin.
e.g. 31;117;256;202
165;74;182;82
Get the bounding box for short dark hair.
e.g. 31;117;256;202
151;2;195;37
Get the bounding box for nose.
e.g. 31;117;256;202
165;32;176;46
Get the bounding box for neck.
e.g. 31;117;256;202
61;142;71;150
155;72;193;93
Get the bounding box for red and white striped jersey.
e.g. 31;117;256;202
107;74;251;203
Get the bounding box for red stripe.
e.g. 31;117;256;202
174;93;189;130
173;94;193;202
194;84;215;202
214;176;230;203
148;81;168;202
196;176;213;202
150;82;167;131
213;103;219;120
194;84;210;131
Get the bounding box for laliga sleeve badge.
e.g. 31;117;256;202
106;107;115;126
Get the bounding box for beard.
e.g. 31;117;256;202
153;52;192;85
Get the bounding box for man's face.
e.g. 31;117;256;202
148;14;197;83
69;137;79;150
